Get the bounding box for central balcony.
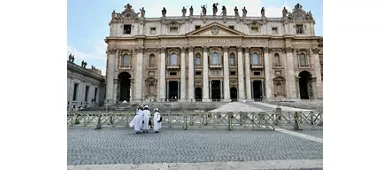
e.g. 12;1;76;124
209;64;222;70
167;64;180;71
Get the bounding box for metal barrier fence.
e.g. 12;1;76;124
67;111;323;131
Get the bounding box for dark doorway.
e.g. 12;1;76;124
253;80;263;101
118;72;131;102
230;87;237;102
299;71;312;99
168;81;179;101
195;88;202;102
211;80;221;101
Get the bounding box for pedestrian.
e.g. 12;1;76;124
153;108;162;133
142;105;151;133
129;105;144;134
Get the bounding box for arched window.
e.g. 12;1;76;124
229;53;235;65
170;53;177;65
252;53;259;65
121;54;130;67
274;53;281;66
212;52;219;65
299;53;307;66
195;53;201;65
149;54;156;67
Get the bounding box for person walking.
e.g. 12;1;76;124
153;108;162;133
129;105;144;134
142;105;151;133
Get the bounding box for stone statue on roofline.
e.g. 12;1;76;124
162;7;167;17
212;3;219;16
282;7;287;18
234;6;239;17
140;7;145;18
201;5;207;16
182;6;187;17
221;6;227;16
242;7;247;17
261;7;265;17
189;6;194;16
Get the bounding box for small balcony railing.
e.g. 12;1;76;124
251;64;263;70
298;64;310;68
119;65;131;69
273;63;283;68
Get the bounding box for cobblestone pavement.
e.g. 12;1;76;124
296;130;323;138
68;127;323;166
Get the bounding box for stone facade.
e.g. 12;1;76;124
67;59;105;110
105;3;323;104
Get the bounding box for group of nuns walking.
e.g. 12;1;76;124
129;105;162;134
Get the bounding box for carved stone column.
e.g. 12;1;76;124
179;47;187;102
159;48;166;102
264;47;273;100
188;47;195;101
113;79;118;103
244;47;252;101
237;47;245;101
202;46;210;102
222;46;230;102
105;49;116;105
285;47;297;99
311;48;323;99
133;47;144;102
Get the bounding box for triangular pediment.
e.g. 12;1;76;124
186;22;245;37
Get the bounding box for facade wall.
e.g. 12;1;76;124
105;3;323;104
67;61;106;109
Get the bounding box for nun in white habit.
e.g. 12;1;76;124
129;105;144;134
142;105;151;133
153;108;162;133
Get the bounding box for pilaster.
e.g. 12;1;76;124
179;47;187;102
237;47;245;101
244;47;252;101
188;47;195;101
159;48;166;101
223;46;230;102
202;46;210;102
263;47;273;100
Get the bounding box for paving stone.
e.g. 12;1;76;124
68;127;322;165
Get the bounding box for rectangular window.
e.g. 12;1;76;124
150;27;156;34
73;83;78;101
94;88;98;102
195;25;201;30
251;26;258;32
195;71;201;76
229;57;235;65
170;26;178;33
296;24;304;34
124;24;131;34
85;86;89;102
229;25;234;29
254;72;261;76
170;72;177;76
272;27;278;34
230;71;236;76
121;55;130;67
195;57;201;65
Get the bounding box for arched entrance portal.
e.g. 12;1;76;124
230;87;237;102
195;88;202;102
299;71;312;99
118;72;131;102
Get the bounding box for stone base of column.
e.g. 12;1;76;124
223;98;232;102
202;99;211;102
179;99;187;102
130;99;143;103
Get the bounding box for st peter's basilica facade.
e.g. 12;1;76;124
105;3;323;104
